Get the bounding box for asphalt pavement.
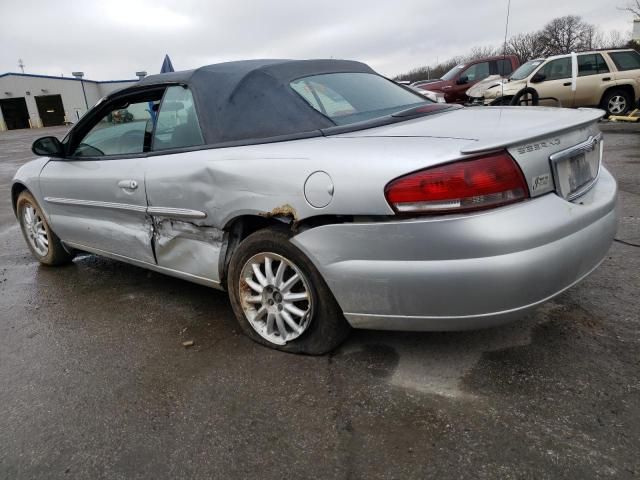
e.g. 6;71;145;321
0;123;639;479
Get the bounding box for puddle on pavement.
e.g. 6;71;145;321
337;302;566;399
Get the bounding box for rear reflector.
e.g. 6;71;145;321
385;151;529;214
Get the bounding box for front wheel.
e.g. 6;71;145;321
227;228;350;354
510;87;539;106
17;191;74;266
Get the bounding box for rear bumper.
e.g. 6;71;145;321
291;168;617;331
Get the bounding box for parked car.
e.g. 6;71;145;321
474;49;640;115
13;59;616;354
416;55;520;103
465;75;506;104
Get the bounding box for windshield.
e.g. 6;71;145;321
510;59;544;80
290;72;429;126
441;64;465;81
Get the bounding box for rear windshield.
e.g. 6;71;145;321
290;73;428;126
609;51;640;71
510;59;544;80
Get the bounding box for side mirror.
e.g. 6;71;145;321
530;73;546;83
456;76;469;85
32;136;64;157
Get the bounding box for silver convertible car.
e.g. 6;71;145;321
12;59;616;354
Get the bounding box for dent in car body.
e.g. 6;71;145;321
151;217;224;284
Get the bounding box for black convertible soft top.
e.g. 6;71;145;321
136;59;378;145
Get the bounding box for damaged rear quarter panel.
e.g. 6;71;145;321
146;136;467;222
143;135;470;282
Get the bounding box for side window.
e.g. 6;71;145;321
73;92;163;157
540;58;572;81
290;79;357;118
462;62;490;82
609;51;640;71
578;54;610;76
153;86;204;151
596;54;610;74
290;81;322;111
497;59;513;76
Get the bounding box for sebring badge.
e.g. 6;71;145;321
517;138;561;155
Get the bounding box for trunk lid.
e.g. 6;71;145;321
335;106;605;199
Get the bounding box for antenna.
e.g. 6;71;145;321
501;0;511;101
18;58;25;74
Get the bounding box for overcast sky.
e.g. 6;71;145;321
0;0;633;80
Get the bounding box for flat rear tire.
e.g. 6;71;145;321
228;228;350;354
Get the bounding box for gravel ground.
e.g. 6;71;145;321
0;123;638;479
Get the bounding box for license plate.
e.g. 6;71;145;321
550;135;602;200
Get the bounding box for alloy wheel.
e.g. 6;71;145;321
608;95;627;115
22;204;49;257
239;252;313;345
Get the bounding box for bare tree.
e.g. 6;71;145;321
580;23;602;50
506;32;548;62
619;0;640;18
600;29;631;48
539;15;594;55
465;46;500;60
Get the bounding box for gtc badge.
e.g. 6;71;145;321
532;173;551;192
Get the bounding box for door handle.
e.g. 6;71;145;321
118;179;138;190
602;77;611;81
563;82;572;86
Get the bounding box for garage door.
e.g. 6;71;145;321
35;94;66;127
0;97;30;130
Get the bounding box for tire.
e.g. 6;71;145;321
510;87;539;106
17;191;74;266
227;228;350;354
601;89;632;117
489;96;513;106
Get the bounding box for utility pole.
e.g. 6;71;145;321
72;71;89;110
18;59;25;73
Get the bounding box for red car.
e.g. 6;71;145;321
417;55;520;104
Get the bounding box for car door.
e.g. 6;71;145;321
39;87;165;264
573;53;612;107
142;85;222;283
530;57;575;107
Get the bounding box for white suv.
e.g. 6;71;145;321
474;49;640;116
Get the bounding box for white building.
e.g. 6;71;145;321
0;73;139;130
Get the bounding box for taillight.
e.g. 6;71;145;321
384;151;529;214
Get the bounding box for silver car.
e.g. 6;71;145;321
12;59;616;354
